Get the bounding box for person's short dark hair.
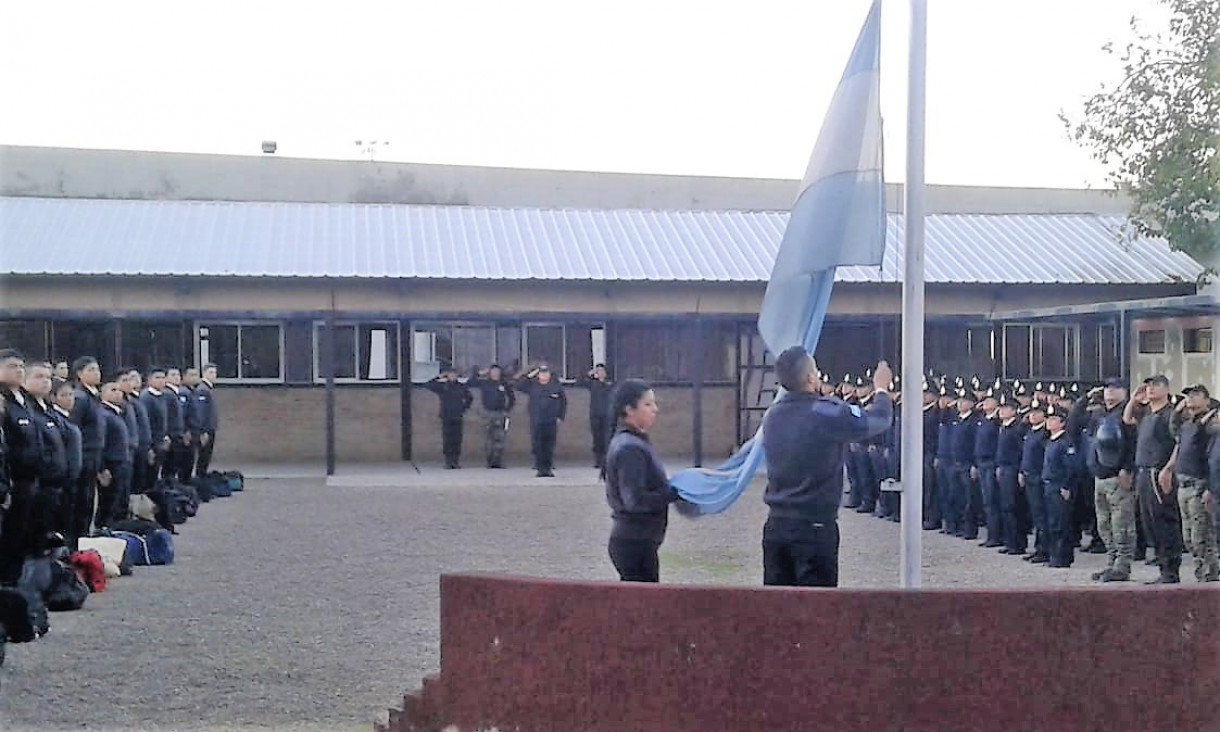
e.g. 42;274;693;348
148;365;168;377
1104;378;1127;389
202;362;217;371
72;356;98;377
774;346;814;393
0;348;26;363
1184;384;1210;398
52;378;74;395
1145;374;1170;387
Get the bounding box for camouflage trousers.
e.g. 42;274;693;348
1176;476;1220;582
483;410;508;467
1095;475;1136;576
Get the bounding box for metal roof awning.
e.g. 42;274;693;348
989;293;1220;322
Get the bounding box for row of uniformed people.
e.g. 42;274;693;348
0;348;220;585
424;362;613;476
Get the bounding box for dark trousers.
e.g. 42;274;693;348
1023;471;1046;555
951;464;977;538
195;433;216;477
935;459;955;530
762;517;840;588
531;421;558;472
0;481;39;585
590;414;609;468
171;439;196;484
997;466;1026;553
1072;468;1097;543
1044;483;1075;566
441;418;464;465
608;536;661;582
132;448;152;493
70;452;101;545
1136;468;1183;576
977;462;1002;544
868;448;888;514
922;454;940;527
851;449;876;511
96;462;132;529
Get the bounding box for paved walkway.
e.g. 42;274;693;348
0;466;1190;732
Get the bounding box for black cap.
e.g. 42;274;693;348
538;364;551;373
1183;384;1210;397
1144;374;1170;387
1104;378;1127;389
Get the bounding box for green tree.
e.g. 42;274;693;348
1063;0;1219;258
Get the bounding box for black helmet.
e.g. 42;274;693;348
1094;417;1123;469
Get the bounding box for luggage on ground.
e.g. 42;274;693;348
69;550;107;593
45;560;90;611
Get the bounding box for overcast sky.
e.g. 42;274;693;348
0;0;1163;187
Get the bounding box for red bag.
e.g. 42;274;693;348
69;550;107;593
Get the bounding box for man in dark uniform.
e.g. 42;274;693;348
1041;404;1079;568
0;350;49;583
1124;375;1181;583
948;389;978;539
1077;379;1136;581
855;375;886;517
516;365;567;478
178;367;202;483
140;366;172;482
761;349;893;587
470;365;515;469
1020;399;1051;563
994;395;1025;555
920;378;941;531
839;374;865;510
193;364;219;477
879;378;901;523
577;364;614;470
96;379;133;529
972;391;1002;547
69;356;105;547
122;368;154;492
49;378;82;540
933;385;956;532
23;363;69;556
426;365;473;469
163;367;190;482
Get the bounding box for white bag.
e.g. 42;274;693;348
79;536;129;576
130;494;157;522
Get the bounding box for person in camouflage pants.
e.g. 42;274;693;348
1177;475;1219;582
484;410;508;469
1095;474;1137;578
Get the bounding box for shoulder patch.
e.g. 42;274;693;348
849;405;863;418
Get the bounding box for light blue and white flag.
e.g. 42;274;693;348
671;1;886;515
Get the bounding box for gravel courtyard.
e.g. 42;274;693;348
0;467;1182;732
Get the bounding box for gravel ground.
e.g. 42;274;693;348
0;467;1189;732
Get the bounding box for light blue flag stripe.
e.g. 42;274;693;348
671;2;884;516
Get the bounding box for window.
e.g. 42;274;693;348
0;320;49;362
313;322;400;383
1138;329;1166;354
1099;323;1119;379
411;322;496;383
197;322;283;382
120;321;188;373
1003;323;1078;380
52;321;118;375
1003;325;1031;378
614;322;735;382
1185;327;1213;354
523;324;565;374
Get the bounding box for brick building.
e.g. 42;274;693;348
0;145;1207;470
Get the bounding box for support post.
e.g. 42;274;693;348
324;306;337;477
692;317;705;467
900;0;928;589
400;318;413;462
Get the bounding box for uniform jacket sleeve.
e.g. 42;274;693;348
613;445;671;514
815;393;894;443
558;386;568;421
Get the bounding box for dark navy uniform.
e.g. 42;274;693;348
605;427;674;582
1020;420;1051;560
162;385;186;482
762;388;893;587
1132;401;1178;580
516;372;567;477
948;405;977;538
1042;427;1079;567
140;387;170;479
192;379;218;477
29;398;69;555
973;409;1002;546
69;383;105;548
577;374;614;469
921;397;941;529
50;404;83;539
174;384;199;483
426;376;473;469
125;392;153;492
995;414;1025;554
97;402;133;528
0;387;48;583
934;398;956;532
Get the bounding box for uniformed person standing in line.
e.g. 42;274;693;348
994;395;1025;555
122;368;154;492
0;349;48;582
761;349;892;587
920;378;941;531
972;391;1002;547
426;365;473;469
193;364;219;477
933;385;956;532
948;389;978;540
1163;384;1219;582
23;363;69;556
857;375;886;517
576;364;614;470
50;378;83;540
52;360;70;382
1076;379;1137;581
1019;400;1051;563
1041;404;1079;568
69;357;106;548
839;374;865;510
1123;375;1181;583
516;365;567;478
164;367;191;482
470;364;515;469
179;367;202;483
140;366;172;481
879;377;901;523
96;378;133;529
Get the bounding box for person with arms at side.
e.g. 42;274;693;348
761;348;893;588
1076;379;1137;581
193;364;219;477
1020;400;1051;563
0;349;47;583
23;363;69;557
516;364;567;478
69;357;105;548
1041;405;1080;568
95;377;133;529
994;395;1026;556
178;367;202;482
469;364;515;469
49;378;82;540
122;368;153;493
972;391;1002;547
140;366;171;482
1124;375;1182;583
948;389;978;540
1161;384;1219;582
920;378;942;531
603;379;677;582
426;364;473;469
577;363;614;470
163;367;191;482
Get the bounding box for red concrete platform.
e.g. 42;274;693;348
380;574;1220;732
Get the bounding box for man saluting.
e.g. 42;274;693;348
761;347;894;588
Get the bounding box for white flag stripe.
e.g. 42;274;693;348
797;69;883;197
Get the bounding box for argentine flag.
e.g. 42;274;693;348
671;1;886;514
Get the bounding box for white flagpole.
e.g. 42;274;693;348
900;0;928;589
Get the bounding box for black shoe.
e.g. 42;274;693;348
1145;574;1180;585
1085;542;1107;554
1030;554;1049;564
855;504;875;513
544;469;555;477
887;515;900;523
922;523;938;531
997;548;1013;555
843;502;861;510
980;541;1003;548
536;470;546;477
1048;560;1071;568
1090;569;1108;581
962;533;978;541
1145;556;1160;566
1101;570;1130;582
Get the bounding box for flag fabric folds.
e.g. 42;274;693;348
670;1;885;515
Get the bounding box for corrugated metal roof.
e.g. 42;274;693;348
0;196;1203;285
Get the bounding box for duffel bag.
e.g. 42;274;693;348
45;560;89;612
115;529;174;566
130;493;158;523
69;550;107;593
190;475;214;502
205;471;232;498
222;470;244;493
81;536;133;577
0;587;36;643
15;557;53;637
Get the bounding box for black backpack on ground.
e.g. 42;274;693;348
109;517;162;536
0;587;36;644
15;557;53;638
44;559;89;612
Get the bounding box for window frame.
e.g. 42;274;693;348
1002;321;1080;381
311;320;401;384
522;322;567;377
1137;328;1167;355
195;320;286;384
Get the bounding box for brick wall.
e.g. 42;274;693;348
213;384;736;465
